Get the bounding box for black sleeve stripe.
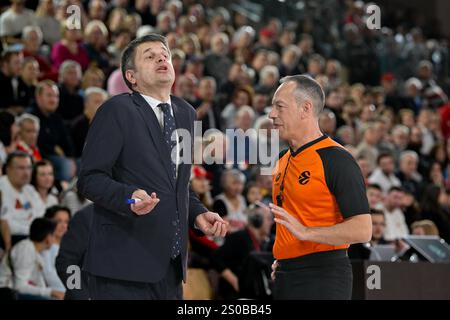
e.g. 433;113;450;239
316;146;370;219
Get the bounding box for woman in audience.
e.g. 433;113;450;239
411;219;440;236
244;181;263;206
51;21;90;71
82;20;110;73
213;169;248;233
31;160;59;209
42;206;71;293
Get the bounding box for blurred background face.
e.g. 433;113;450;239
65;28;82;42
63;66;81;88
5;54;23;77
400;155;418;176
89;0;106;20
412;226;426;235
357;158;370;178
37;85;59;113
191;176;209;195
371;214;386;241
37;164;54;190
19;120;39;147
225;176;244;197
234;91;250;108
84;73;104;88
247;186;262;204
379;156;395;175
24;30;42;53
211;35;227;55
367;187;382;208
22;60;40;82
53;210;70;239
235;110;253;131
87;26;105;46
85;92;107;119
393;131;409;148
199;79;216;102
387;190;404;208
115;32;131;49
7;156;32;187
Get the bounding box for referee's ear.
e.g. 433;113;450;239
300;100;314;120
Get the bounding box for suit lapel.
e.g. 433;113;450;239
131;92;175;189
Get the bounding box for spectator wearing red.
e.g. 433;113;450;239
21;26;58;82
15;113;42;162
51;21;90;71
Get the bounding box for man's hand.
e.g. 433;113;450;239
51;290;65;300
270;203;309;241
271;260;278;281
196;102;211;119
222;269;239;292
195;211;228;237
130;190;160;216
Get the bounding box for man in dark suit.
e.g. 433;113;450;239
77;34;228;300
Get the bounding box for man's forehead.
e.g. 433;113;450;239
272;82;296;103
138;42;169;54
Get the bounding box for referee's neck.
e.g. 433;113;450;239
289;128;323;152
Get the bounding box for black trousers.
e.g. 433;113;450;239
273;250;353;300
87;256;183;300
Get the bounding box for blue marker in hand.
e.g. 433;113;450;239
127;198;143;204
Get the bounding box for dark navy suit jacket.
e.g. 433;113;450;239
77;92;207;283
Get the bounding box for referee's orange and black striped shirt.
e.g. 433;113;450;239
272;135;370;260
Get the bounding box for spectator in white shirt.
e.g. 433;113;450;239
41;205;71;293
31;160;59;209
0;152;45;246
0;0;37;45
381;186;410;241
0;217;64;299
368;153;402;194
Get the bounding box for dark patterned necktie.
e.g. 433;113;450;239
157;103;181;258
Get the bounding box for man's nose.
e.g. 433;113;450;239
268;107;276;119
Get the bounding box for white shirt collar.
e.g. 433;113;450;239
140;93;172;111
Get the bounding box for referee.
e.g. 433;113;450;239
268;75;371;300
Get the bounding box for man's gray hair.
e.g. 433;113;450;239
59;60;82;83
22;26;43;43
280;74;325;117
400;150;419;163
84;87;108;101
16;113;40;131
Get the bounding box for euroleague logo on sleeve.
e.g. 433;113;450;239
298;171;311;185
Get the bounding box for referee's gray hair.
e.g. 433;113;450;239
280;74;325;117
16;113;40;131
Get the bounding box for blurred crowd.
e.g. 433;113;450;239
0;0;449;300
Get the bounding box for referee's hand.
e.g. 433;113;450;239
270;203;309;241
